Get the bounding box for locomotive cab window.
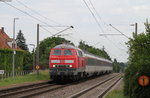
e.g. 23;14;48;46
52;50;62;55
64;49;72;55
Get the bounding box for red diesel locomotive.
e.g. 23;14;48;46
49;44;112;81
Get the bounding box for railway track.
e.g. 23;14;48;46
68;74;122;98
0;81;67;98
0;78;89;98
0;73;121;98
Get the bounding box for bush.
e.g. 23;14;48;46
124;28;150;98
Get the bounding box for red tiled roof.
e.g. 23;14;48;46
0;27;21;50
0;28;11;49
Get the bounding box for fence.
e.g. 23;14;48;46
0;70;36;80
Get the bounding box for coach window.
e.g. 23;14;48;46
64;49;72;55
53;50;62;55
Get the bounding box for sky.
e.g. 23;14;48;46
0;0;150;62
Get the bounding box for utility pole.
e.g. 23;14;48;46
36;24;39;75
12;18;19;78
131;23;138;36
135;23;138;36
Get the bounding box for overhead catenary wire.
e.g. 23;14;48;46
39;26;53;35
87;0;130;39
15;0;66;27
2;1;68;32
3;2;50;26
82;0;128;56
88;0;108;26
82;0;105;33
2;1;77;43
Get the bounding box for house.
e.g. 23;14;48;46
0;27;19;49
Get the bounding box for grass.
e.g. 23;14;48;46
105;89;128;98
105;79;129;98
0;70;49;87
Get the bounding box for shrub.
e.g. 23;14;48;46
124;26;150;98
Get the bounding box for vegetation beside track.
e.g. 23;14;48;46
0;70;49;87
106;78;128;98
124;22;150;98
106;89;128;98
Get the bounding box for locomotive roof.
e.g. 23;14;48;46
53;44;80;50
53;44;112;63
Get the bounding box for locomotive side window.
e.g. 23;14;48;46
77;50;83;57
64;49;72;55
52;50;62;55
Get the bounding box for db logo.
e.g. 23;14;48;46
138;75;149;87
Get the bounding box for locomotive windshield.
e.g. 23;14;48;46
52;49;62;55
64;49;72;55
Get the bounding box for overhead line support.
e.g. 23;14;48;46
109;24;129;39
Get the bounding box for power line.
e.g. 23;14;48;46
15;0;66;27
39;26;53;35
82;0;105;33
82;0;128;54
86;0;130;40
88;0;108;26
3;2;50;26
2;1;68;32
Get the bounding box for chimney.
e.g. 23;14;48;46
1;27;4;33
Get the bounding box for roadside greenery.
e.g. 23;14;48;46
113;59;126;73
0;70;49;87
106;89;128;98
0;48;33;72
0;49;24;72
79;41;111;60
16;30;28;51
124;22;150;98
113;59;121;72
0;30;34;71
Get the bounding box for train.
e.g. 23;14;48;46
49;44;112;81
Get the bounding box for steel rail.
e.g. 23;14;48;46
97;77;122;98
68;74;121;98
0;81;49;94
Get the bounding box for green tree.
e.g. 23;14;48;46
16;30;28;51
79;41;111;60
23;51;33;70
124;22;150;98
113;59;121;72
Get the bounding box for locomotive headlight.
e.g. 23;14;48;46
64;60;74;63
53;65;56;67
69;65;72;67
51;60;60;63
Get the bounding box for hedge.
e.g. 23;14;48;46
0;48;25;72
